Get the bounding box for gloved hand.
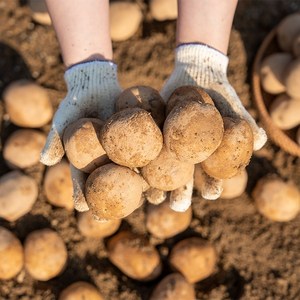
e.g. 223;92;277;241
160;43;267;209
40;60;122;211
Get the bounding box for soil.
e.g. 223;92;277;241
1;0;300;299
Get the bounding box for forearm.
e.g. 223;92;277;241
177;0;238;54
46;0;112;67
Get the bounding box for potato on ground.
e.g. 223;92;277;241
221;169;248;199
0;227;24;280
77;210;121;238
0;171;38;222
252;176;300;222
29;0;52;26
100;108;163;168
59;281;104;300
85;163;144;220
150;0;177;21
146;201;192;239
24;229;68;281
107;231;162;281
3;80;53;127
63;118;108;173
3;129;46;169
284;58;300;98
202;117;253;180
169;237;217;283
149;273;195;300
141;146;194;191
43;160;74;210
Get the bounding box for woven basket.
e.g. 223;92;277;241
252;27;300;157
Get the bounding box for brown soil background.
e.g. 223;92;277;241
1;0;300;299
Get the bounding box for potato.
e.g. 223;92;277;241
110;2;142;42
3;129;46;169
270;94;300;130
252;176;300;222
0;227;24;280
164;99;224;164
284;58;300;98
63;118;109;173
141;146;194;191
59;281;104;300
24;229;67;281
115;86;165;127
149;273;195;300
107;231;162;281
77;210;121;238
29;0;52;26
169;237;217;283
0;171;38;222
150;0;177;21
144;187;166;205
3;80;53;127
146;200;192;239
202;117;253;179
43;160;74;210
293;33;300;57
277;13;300;52
85;163;143;220
259;53;292;94
100;108;163;168
221;169;248;199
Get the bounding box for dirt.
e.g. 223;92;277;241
0;0;300;299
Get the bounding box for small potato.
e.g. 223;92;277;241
259;53;292;94
85;163;144;220
150;0;177;21
141;147;194;191
253;176;300;222
43;160;74;210
107;231;162;281
115;86;165;127
169;237;217;283
164;99;224;164
59;281;104;300
29;0;52;26
284;58;300;98
0;171;38;222
3;80;53;127
63;118;108;173
149;273;195;300
202;117;253;180
270;94;300;130
77;210;121;238
221;169;248;199
0;227;24;280
146;200;192;239
3;129;46;169
144;187;166;205
293;33;300;57
277;13;300;52
24;229;68;281
100;108;163;168
110;2;142;42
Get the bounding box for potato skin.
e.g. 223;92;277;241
85;163;143;220
201;117;253;180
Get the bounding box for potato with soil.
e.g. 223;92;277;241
150;0;177;21
3;129;46;169
3;80;53;127
0;227;24;280
253;176;300;222
201;117;253;180
115;86;165;127
43;160;74;210
107;231;162;281
149;273;195;300
100;108;163;168
221;169;248;199
0;171;38;222
146;200;192;239
59;281;104;300
24;228;67;281
169;237;217;283
284;58;300;98
141;146;194;191
63;118;109;173
85;163;144;220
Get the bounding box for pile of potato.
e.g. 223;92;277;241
259;13;300;145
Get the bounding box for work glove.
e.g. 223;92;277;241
160;43;267;210
40;61;122;212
